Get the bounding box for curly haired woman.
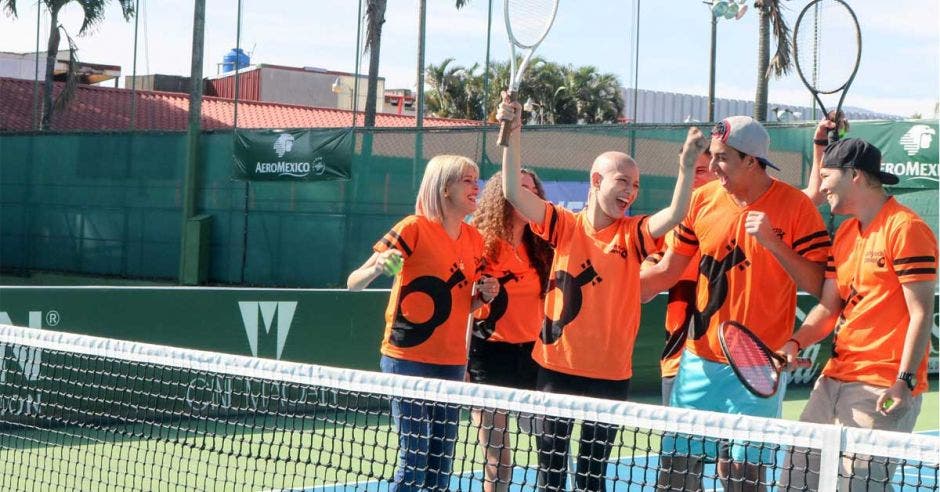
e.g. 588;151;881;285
468;169;553;492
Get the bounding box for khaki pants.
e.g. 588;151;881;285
780;377;921;491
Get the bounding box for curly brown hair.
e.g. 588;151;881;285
472;170;554;297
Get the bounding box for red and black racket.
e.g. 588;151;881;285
718;320;810;398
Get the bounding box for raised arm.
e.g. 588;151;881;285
498;98;546;225
802;118;838;205
646;127;708;238
743;212;825;298
639;248;694;303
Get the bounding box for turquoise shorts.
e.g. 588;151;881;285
660;349;786;464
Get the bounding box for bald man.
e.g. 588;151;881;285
497;99;707;492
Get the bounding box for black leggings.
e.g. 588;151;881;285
535;366;631;492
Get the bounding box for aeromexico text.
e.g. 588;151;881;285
881;161;939;181
254;161;312;176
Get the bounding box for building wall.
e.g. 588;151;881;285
258;67;384;112
621;88;901;124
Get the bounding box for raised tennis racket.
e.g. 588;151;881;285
497;0;560;146
718;320;810;398
793;0;861;144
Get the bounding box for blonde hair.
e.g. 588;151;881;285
415;155;479;221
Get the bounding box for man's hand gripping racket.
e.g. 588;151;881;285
718;320;810;398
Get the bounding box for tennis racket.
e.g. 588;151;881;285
497;0;560;146
718;320;810;398
793;0;861;144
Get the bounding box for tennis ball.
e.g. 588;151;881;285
384;255;403;276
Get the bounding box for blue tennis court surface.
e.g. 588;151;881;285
304;430;939;492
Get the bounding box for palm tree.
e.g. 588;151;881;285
362;0;387;128
2;0;136;130
753;0;792;121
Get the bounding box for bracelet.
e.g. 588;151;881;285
813;138;828;146
787;338;803;351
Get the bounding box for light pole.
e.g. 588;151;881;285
705;0;747;122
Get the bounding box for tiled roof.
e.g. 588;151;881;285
0;77;481;131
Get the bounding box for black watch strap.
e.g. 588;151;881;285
897;371;915;391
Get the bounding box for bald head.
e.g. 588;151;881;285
591;151;637;176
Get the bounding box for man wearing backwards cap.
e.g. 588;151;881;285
642;116;831;491
779;138;938;491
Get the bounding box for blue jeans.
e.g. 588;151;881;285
380;355;465;492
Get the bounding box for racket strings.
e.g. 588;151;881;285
506;0;557;48
795;0;860;93
724;327;778;396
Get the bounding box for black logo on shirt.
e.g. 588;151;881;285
473;271;521;340
541;260;602;344
390;263;468;347
689;240;749;339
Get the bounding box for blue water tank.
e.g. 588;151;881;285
222;48;250;73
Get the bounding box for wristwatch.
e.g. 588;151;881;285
897;371;916;391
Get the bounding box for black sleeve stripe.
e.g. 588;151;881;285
546;206;559;247
677;223;695;236
636;217;650;259
896;267;937;276
676;234;699;246
825;266;836;272
386;230;413;256
894;256;937;265
796;240;832;256
793;230;830;248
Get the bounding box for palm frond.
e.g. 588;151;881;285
2;0;17;17
53;27;80;112
364;0;387;53
765;0;792;78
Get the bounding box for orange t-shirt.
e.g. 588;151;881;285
472;238;544;344
822;197;938;395
374;215;485;365
643;248;701;378
666;180;830;364
531;202;656;380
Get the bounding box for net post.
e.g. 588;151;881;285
817;424;844;492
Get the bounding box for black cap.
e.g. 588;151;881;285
822;138;898;185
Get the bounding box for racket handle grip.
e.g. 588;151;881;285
497;120;512;147
793;357;812;368
496;90;517;147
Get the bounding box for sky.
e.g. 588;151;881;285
1;0;938;119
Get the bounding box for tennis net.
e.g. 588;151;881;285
0;323;936;491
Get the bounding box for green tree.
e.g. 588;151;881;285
753;0;792;121
2;0;135;130
427;58;624;125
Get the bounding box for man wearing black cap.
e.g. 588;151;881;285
779;138;938;491
643;116;831;491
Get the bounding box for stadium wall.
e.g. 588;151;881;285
0;288;936;395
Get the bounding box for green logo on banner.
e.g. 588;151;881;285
878;122;938;188
233;128;353;181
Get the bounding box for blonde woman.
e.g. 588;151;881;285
348;155;500;492
469;170;553;492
